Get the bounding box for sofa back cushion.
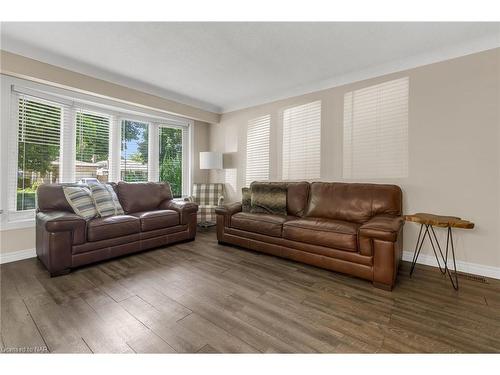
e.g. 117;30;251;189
305;182;402;224
285;181;310;217
117;181;173;214
249;181;310;217
37;183;85;213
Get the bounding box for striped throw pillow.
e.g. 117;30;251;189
63;186;98;220
105;184;124;215
90;184;116;218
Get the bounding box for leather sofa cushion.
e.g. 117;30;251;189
306;182;402;224
283;217;360;252
230;212;290;238
285;181;310;217
37;183;86;213
131;210;179;232
117;182;173;214
87;215;140;242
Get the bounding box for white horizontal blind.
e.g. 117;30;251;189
75;110;111;183
343;77;409;179
246;114;271;186
282;101;321;180
16;95;62;210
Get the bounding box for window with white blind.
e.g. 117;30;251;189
282;101;321;180
120;120;149;182
2;77;192;226
75;111;110;183
343;77;409;179
246;114;271;186
16;96;62;211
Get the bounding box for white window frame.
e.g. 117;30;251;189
0;75;193;230
119;117;152;183
157;122;191;197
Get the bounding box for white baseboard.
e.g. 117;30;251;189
0;247;498;280
0;248;36;264
402;250;500;280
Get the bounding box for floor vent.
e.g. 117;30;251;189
457;272;488;284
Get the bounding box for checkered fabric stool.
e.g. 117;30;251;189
185;183;225;226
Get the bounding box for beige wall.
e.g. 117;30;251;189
192;120;210;184
0;228;34;254
209;48;500;272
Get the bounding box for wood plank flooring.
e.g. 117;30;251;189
1;228;499;353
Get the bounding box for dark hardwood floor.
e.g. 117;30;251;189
1;228;500;353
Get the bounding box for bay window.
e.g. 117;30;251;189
2;77;192;227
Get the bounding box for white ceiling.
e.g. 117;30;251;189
1;22;499;113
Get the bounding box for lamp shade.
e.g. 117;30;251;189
199;151;223;169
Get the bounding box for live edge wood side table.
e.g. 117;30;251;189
404;213;474;290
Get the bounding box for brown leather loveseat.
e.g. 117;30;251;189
36;181;198;276
215;181;404;290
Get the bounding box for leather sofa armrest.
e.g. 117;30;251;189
215;202;242;228
215;202;242;216
36;211;86;245
359;215;404;242
161;200;198;224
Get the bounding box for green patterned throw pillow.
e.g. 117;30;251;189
242;187;251;212
250;183;287;216
63;186;98;220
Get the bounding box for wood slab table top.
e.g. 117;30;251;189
404;213;474;229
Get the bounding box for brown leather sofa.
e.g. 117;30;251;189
36;181;198;276
215;181;404;290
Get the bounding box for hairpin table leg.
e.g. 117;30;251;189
445;227;459;290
